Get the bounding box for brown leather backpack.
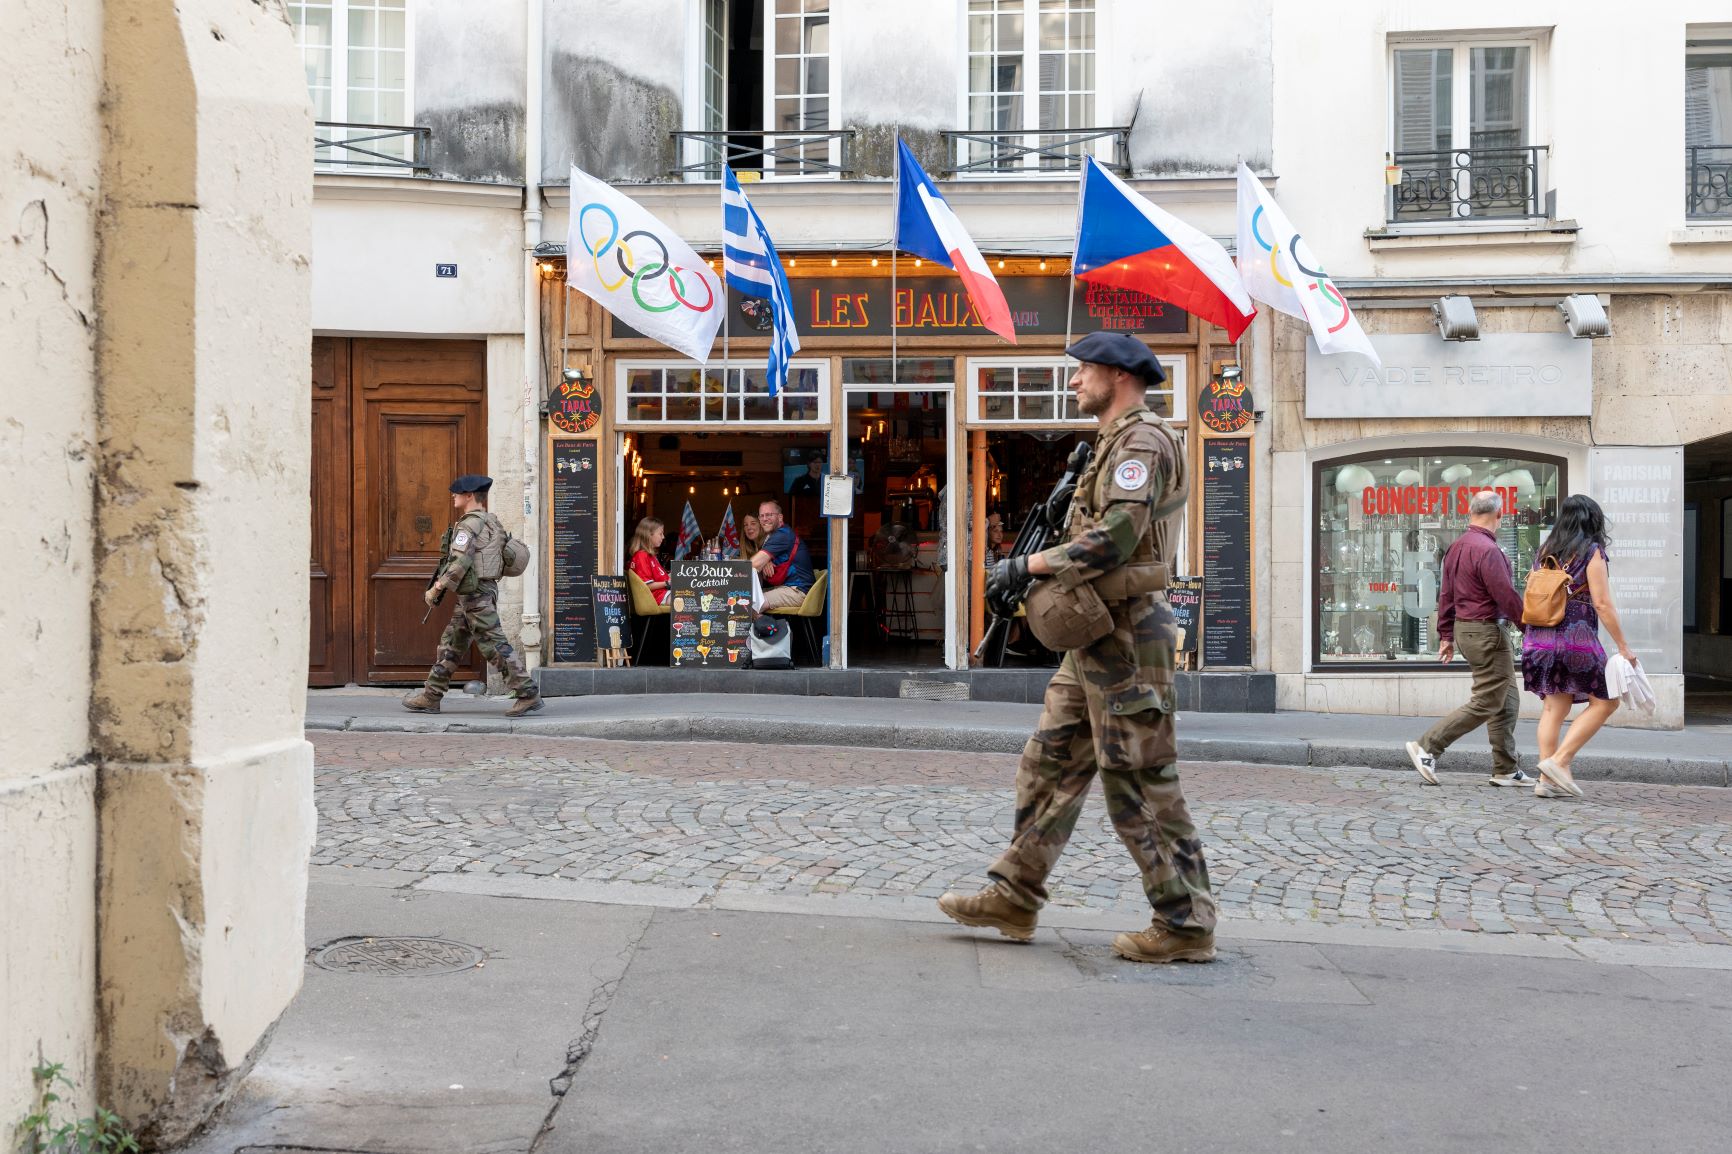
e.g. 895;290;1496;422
1522;555;1570;627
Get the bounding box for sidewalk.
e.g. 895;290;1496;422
307;689;1732;786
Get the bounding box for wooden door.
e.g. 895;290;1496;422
352;338;489;683
308;337;489;685
309;338;354;685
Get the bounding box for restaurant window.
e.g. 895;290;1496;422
964;0;1097;172
1314;451;1564;667
290;0;411;164
966;356;1184;423
615;360;827;426
1389;37;1541;221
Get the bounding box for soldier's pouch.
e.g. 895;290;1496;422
1025;579;1114;652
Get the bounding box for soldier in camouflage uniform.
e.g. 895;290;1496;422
403;474;542;717
939;332;1218;963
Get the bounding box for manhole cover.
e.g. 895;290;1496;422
310;936;484;976
900;680;970;701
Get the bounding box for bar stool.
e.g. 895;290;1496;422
848;567;878;635
876;568;918;644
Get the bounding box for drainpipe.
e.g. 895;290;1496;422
519;0;545;667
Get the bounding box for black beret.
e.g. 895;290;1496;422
449;474;493;494
1065;332;1167;387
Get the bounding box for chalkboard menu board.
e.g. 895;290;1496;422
1166;577;1203;655
550;439;599;664
590;575;632;655
1201;438;1252;667
669;560;753;667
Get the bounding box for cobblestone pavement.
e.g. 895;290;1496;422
311;733;1732;946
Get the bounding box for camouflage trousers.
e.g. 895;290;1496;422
423;585;535;699
988;653;1217;935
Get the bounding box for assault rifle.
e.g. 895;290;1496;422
974;441;1093;668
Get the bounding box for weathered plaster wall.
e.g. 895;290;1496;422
546;0;686;182
94;0;316;1143
416;0;527;181
1113;0;1272;175
834;0;956;177
0;0;102;1139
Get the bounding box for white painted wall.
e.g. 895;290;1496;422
1272;0;1732;279
312;179;525;335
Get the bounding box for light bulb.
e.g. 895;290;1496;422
871;258;879;267
830;257;838;267
1039;260;1048;271
997;260;1005;270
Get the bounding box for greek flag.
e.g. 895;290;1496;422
721;165;800;396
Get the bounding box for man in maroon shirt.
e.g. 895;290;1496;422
1405;490;1534;787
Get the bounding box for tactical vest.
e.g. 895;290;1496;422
1066;409;1185;603
471;511;508;580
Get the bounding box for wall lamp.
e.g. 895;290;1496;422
1431;294;1479;341
1559;294;1611;339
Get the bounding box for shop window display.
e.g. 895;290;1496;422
1315;452;1563;665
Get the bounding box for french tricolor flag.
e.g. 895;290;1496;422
894;139;1016;343
1074;156;1256;342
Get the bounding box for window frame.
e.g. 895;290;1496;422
964;354;1185;426
1386;33;1544;221
291;0;413;129
614;358;832;428
1310;447;1568;672
956;0;1106;175
1686;38;1732;220
764;0;840;176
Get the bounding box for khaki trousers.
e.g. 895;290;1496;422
1419;620;1520;774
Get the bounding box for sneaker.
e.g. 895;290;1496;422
1534;778;1576;799
1405;740;1439;786
1488;769;1535;787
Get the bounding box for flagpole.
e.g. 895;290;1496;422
1064;157;1089;357
891;132;900;387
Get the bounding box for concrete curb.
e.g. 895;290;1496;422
305;713;1730;786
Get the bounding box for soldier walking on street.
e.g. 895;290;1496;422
403;474;543;717
939;333;1218;963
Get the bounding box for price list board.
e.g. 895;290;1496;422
668;560;753;668
550;439;599;664
1201;438;1253;668
1166;576;1203;655
590;575;632;657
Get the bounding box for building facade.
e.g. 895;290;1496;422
304;1;1730;727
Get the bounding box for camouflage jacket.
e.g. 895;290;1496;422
435;510;489;597
1038;403;1186;598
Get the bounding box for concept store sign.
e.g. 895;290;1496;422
614;275;1189;340
1359;485;1524;517
1305;333;1592;419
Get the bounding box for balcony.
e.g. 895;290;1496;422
669;130;855;181
1389;145;1547;223
941;127;1130;177
314;121;431;175
1687;145;1732;220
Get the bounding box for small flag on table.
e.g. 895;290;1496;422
716;503;741;558
672;500;702;561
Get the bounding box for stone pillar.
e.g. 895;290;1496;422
93;0;315;1144
0;0;104;1140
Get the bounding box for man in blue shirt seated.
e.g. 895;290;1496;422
752;499;814;610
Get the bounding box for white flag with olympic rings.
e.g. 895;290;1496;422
567;165;724;363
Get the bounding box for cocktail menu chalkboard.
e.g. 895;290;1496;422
590;575;632;657
1201;438;1252;667
668;560;753;667
1166;577;1203;655
550;439;598;664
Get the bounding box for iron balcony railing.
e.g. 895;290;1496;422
942;127;1130;176
1687;145;1732;220
1389;145;1547;222
314;121;432;174
670;130;855;180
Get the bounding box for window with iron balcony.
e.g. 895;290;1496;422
1387;38;1546;223
291;0;427;174
1687;39;1732;220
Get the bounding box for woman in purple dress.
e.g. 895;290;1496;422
1522;495;1637;799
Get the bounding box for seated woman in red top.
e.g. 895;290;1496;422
628;517;671;604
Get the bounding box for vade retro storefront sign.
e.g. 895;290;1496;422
1305;333;1592;419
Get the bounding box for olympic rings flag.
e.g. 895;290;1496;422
566;165;723;363
1234;163;1380;369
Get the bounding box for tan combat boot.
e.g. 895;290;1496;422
504;692;544;718
937;885;1037;942
1112;923;1216;964
401;689;441;714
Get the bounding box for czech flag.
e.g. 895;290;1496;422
894;139;1016;343
1074;156;1256;342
